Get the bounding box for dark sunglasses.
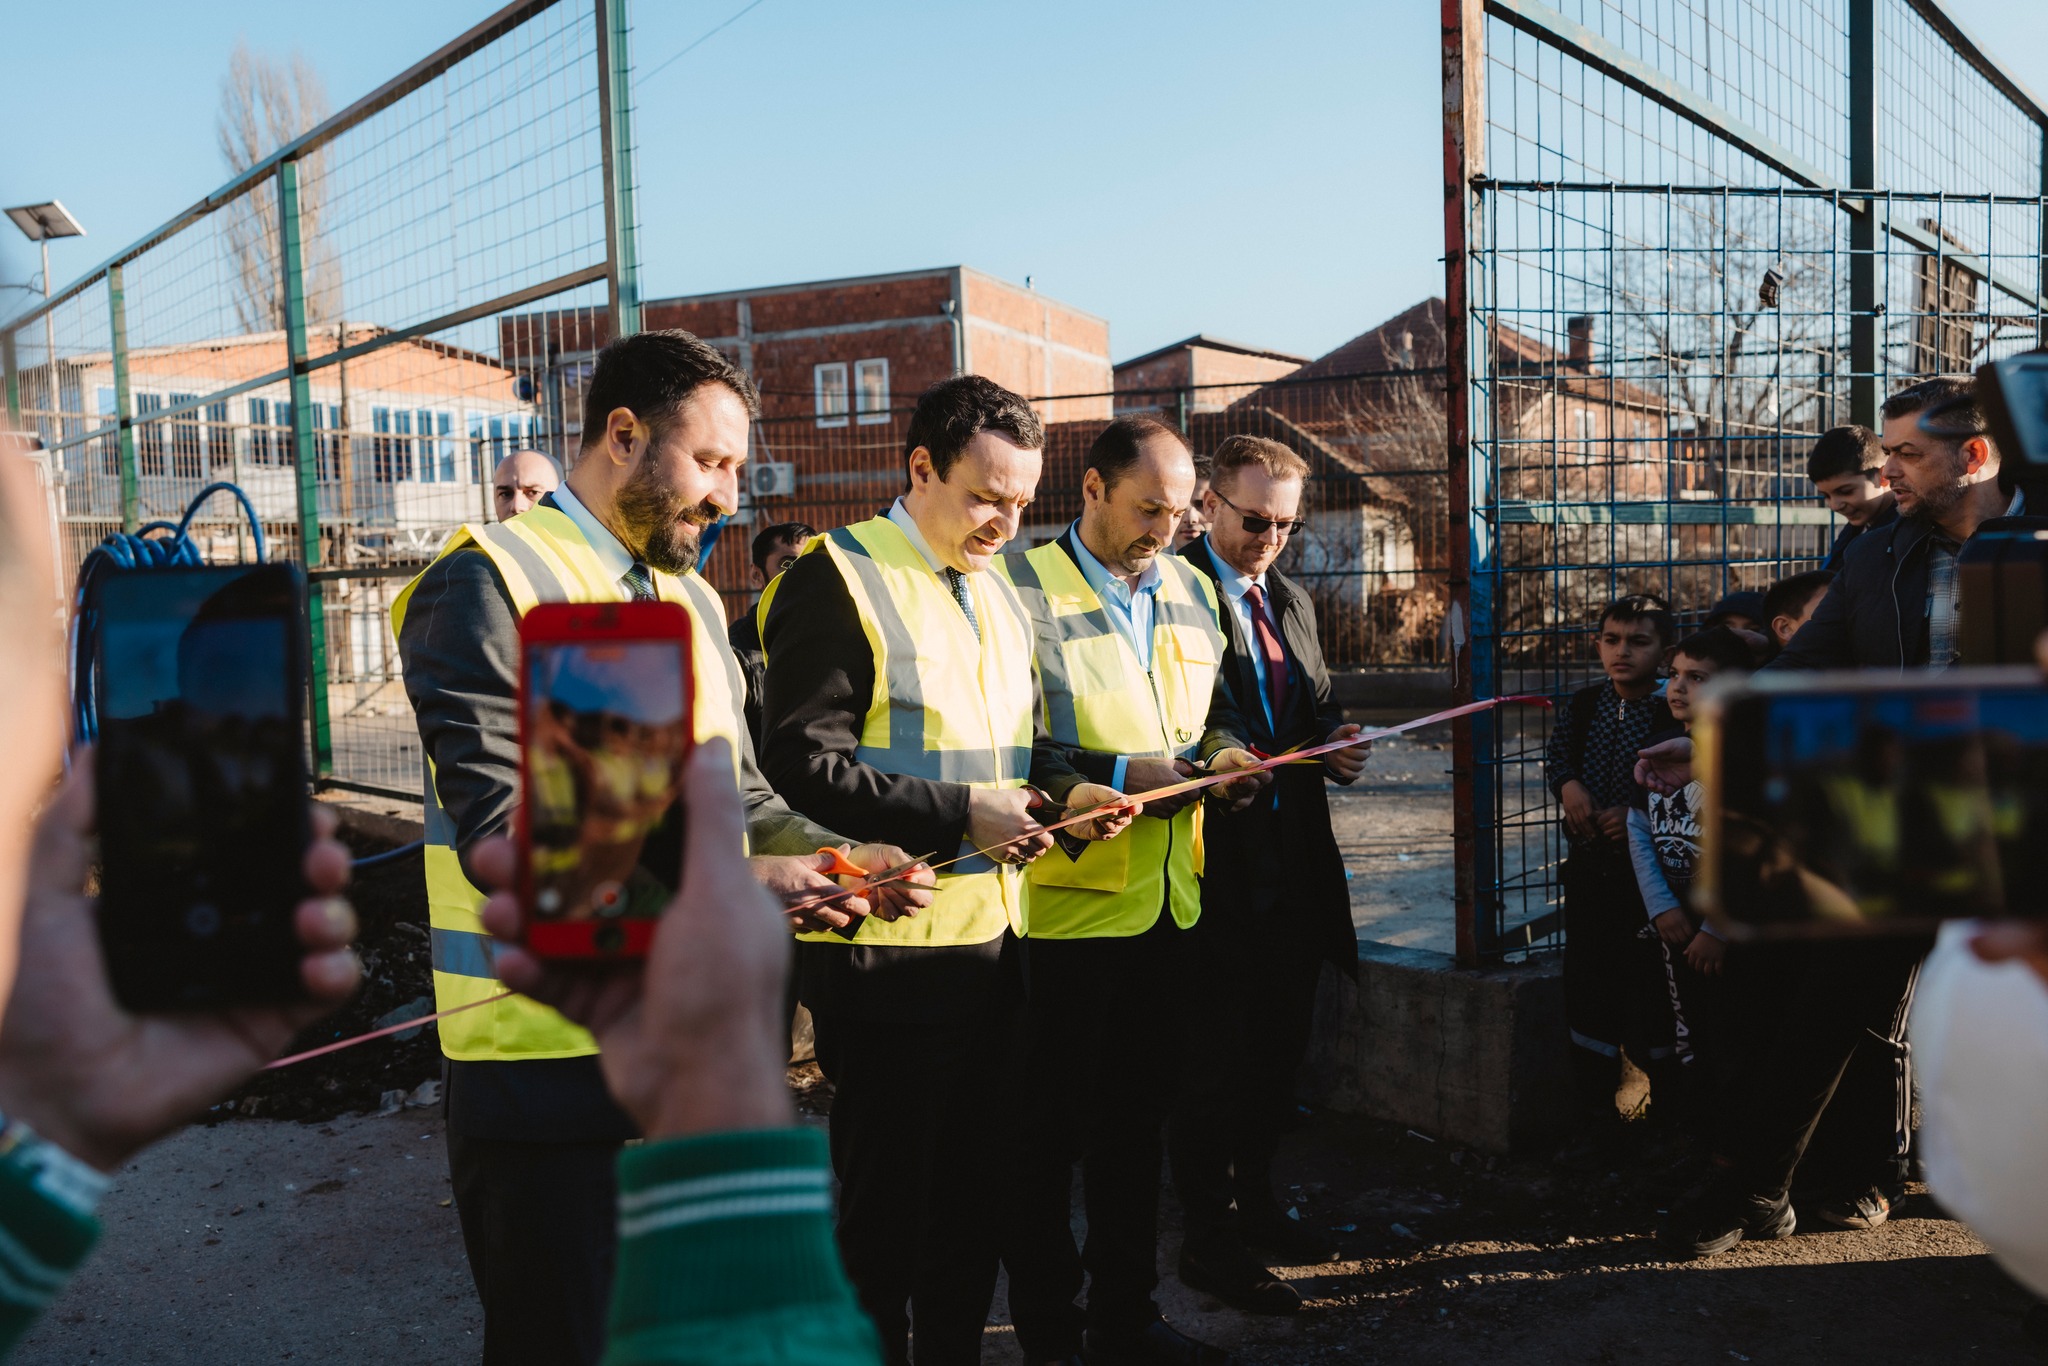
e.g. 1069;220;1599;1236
1213;488;1303;537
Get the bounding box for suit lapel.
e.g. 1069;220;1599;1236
1183;537;1273;747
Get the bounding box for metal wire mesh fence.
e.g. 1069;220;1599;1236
2;0;636;800
1448;0;2048;960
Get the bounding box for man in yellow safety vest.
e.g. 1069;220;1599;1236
393;329;932;1366
756;375;1133;1366
996;416;1267;1366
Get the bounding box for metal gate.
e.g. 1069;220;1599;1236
1;0;640;800
1441;0;2048;962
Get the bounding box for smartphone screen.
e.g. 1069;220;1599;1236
1702;668;2048;937
521;618;692;958
94;564;311;1009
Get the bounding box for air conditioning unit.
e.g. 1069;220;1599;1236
749;461;796;498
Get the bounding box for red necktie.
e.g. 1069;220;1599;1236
1244;582;1289;724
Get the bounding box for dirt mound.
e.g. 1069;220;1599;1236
210;828;441;1124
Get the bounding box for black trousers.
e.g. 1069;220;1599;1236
811;980;1012;1366
446;1127;622;1366
1562;849;1690;1120
1166;917;1324;1250
1727;938;1923;1204
1003;914;1188;1359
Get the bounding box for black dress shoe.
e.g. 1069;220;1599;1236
1239;1209;1342;1266
1176;1240;1302;1317
1085;1319;1237;1366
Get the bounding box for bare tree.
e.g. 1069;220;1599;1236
217;42;338;332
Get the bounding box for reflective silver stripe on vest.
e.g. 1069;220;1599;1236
829;527;928;758
431;926;498;979
1154;596;1226;639
679;571;747;702
1002;550;1084;741
474;524;570;603
851;744;1032;783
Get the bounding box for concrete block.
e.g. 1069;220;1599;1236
1300;940;1570;1155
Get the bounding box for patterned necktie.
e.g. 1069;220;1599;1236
945;568;981;642
622;561;657;602
1244;582;1290;723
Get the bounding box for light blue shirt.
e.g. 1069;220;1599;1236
1216;561;1278;733
1066;524;1167;790
885;497;949;575
548;482;636;590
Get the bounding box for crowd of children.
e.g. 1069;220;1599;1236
1547;423;1910;1257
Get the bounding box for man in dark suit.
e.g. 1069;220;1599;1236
1170;434;1368;1315
727;519;814;751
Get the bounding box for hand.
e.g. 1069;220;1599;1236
1970;921;2048;989
1323;723;1371;784
750;853;873;934
1062;783;1138;842
1559;780;1597;839
0;764;361;1172
1594;805;1628;842
1685;930;1726;976
841;844;936;922
1121;757;1199;819
1634;737;1695;795
1652;907;1693;947
966;788;1053;866
1205;748;1273;813
478;740;793;1139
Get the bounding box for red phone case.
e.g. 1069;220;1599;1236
516;600;696;959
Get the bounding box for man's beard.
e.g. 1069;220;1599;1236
1903;452;1968;525
615;461;720;575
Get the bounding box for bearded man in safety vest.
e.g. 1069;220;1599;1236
393;329;933;1366
997;416;1269;1366
756;374;1134;1366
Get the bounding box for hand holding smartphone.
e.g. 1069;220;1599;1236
518;601;695;959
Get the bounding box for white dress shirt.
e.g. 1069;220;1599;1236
1215;561;1279;733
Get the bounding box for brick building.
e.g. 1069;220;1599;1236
1111;334;1306;419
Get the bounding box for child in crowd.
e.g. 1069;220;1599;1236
1546;594;1676;1160
1807;425;1897;571
1626;626;1758;1134
1762;570;1834;651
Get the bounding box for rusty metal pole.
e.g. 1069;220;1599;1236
1443;0;1485;969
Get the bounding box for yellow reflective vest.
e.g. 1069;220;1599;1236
759;514;1036;946
999;539;1228;938
391;504;745;1062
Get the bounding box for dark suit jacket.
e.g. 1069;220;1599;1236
1179;536;1358;973
760;538;1086;1020
729;605;765;752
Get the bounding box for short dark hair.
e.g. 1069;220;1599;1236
1763;569;1834;626
580;329;759;450
1807;425;1883;482
1209;434;1310;493
904;375;1044;482
1599;592;1676;646
1883;376;1986;436
1672;625;1757;673
750;521;816;575
1086;416;1190;489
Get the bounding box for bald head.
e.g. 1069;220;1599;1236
494;449;560;522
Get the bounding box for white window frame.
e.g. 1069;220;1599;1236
814;362;850;429
853;357;891;425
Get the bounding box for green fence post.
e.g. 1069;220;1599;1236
278;159;334;778
596;0;643;338
107;265;139;534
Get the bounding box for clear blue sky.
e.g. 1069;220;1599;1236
2;0;2042;366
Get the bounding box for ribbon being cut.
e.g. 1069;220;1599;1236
266;694;1548;1071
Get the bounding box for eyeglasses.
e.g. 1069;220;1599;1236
1212;488;1303;537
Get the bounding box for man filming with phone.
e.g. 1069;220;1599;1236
393;329;934;1366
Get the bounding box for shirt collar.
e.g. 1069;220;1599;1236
550;481;636;584
1067;522;1162;603
886;497;951;576
1216;559;1269;605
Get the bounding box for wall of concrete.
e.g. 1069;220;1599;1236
1301;940;1571;1155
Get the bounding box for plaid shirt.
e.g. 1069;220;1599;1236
1926;488;2024;670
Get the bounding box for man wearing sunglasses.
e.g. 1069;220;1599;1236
1170;435;1368;1314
